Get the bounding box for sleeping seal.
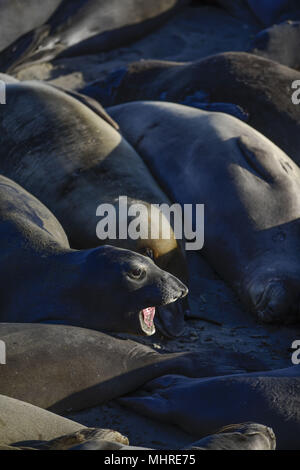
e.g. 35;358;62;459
0;323;257;413
109;101;300;324
0;174;188;336
0;0;189;72
92;52;300;166
0;81;189;337
0;396;274;450
120;366;300;450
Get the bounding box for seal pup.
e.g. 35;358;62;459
109;101;300;324
0;174;188;336
0;81;189;337
92;52;300;166
120;366;300;450
0;0;189;72
0;323;258;413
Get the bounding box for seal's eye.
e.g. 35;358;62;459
128;268;146;280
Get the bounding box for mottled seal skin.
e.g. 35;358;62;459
120;366;300;450
0;323;255;413
0;0;189;72
0;174;188;336
109;101;300;324
0;81;189;337
251;20;300;70
93;52;300;166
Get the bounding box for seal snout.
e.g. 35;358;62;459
250;278;300;324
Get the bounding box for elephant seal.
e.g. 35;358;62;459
0;0;62;52
0;398;274;450
92;52;300;166
0;81;188;337
0;0;189;72
250;20;300;70
0;174;188;336
0;323;258;413
205;0;300;26
67;423;275;450
120;366;300;450
0;394;131;448
109;101;300;324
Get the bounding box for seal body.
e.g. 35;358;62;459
0;323;252;413
251;21;300;70
96;52;300;166
120;366;300;450
0;0;189;72
0;174;187;336
0;81;188;337
109;101;300;324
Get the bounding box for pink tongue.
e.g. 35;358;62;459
142;307;156;328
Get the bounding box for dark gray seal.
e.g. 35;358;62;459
0;80;189;337
0;174;188;336
0;398;274;450
0;0;189;72
109;101;300;324
120;366;300;450
205;0;300;26
250;20;300;70
91;52;300;166
0;323;255;413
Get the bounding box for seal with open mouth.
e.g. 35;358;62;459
0;173;187;335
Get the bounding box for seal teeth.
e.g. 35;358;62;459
142;307;155;328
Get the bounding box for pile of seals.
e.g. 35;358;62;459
0;0;300;451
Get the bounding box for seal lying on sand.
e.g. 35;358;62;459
0;0;189;72
120;366;300;450
109;101;300;324
0;81;189;337
0;174;188;336
0;323;260;413
0;396;275;450
91;52;300;166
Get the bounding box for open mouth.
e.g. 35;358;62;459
139;307;156;335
